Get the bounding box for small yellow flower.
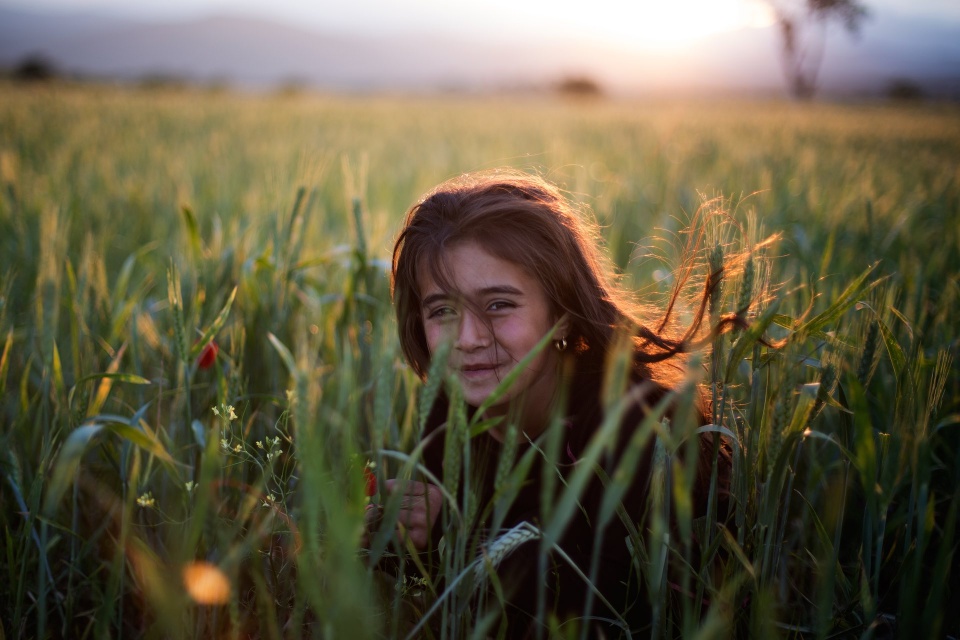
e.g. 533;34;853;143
233;444;242;453
185;481;196;493
220;439;230;451
255;440;263;449
213;403;238;422
136;492;156;508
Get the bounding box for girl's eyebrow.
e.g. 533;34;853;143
421;285;524;309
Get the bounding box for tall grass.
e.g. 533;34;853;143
0;82;957;638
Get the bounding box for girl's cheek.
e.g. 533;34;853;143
423;323;450;352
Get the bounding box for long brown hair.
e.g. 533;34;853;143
391;169;740;388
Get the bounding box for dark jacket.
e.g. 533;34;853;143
417;353;731;637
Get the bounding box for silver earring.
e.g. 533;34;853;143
555;337;568;352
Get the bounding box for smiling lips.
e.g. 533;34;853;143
459;362;499;379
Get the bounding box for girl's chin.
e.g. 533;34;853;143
459;382;497;405
458;382;505;410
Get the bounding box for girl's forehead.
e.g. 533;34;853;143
416;240;534;297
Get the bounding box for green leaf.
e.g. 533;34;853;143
725;299;781;383
88;414;178;467
190;286;237;358
73;372;151;386
786;392;815;436
844;374;878;496
43;424;104;515
596;407;660;530
51;341;64;400
43;412;179;516
874;308;906;380
544;391;673;544
267;332;297;375
418;339;451;438
934;414;960;433
104;422;175;465
721;527;756;581
181;205;202;257
68;372;151;411
351;197;368;259
0;328;12;398
109;241;158;316
696;423;740;446
794;264;881;337
468;416;506;439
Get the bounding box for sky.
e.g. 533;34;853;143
7;0;960;52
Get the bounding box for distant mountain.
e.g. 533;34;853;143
0;8;639;90
1;6;957;97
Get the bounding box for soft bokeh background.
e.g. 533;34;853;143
2;0;959;97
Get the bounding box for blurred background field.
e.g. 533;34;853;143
0;83;958;638
4;84;958;282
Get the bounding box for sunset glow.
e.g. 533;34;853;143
485;0;777;51
8;0;778;50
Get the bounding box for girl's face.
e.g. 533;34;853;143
419;241;565;430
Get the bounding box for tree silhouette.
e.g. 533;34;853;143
767;0;869;99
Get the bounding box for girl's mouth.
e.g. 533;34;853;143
459;363;499;379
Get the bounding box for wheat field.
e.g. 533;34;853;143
0;82;958;638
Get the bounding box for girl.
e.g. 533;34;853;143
380;169;733;635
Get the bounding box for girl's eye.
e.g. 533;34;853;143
428;306;456;319
487;300;515;312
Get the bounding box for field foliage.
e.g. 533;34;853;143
0;83;958;638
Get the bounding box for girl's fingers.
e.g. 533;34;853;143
365;503;384;528
372;479;442;550
383;478;428;496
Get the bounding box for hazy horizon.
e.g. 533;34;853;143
6;0;960;44
3;0;959;97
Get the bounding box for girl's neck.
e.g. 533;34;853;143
485;387;559;443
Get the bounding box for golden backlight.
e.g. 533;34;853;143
482;0;775;51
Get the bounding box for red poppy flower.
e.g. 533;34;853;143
197;341;218;369
363;467;377;497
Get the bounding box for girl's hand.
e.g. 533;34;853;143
366;479;442;551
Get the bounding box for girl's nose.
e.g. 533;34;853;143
455;310;491;352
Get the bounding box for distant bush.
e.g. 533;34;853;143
886;78;925;102
137;73;189;91
12;54;57;82
274;78;309;98
554;75;603;98
204;78;232;94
